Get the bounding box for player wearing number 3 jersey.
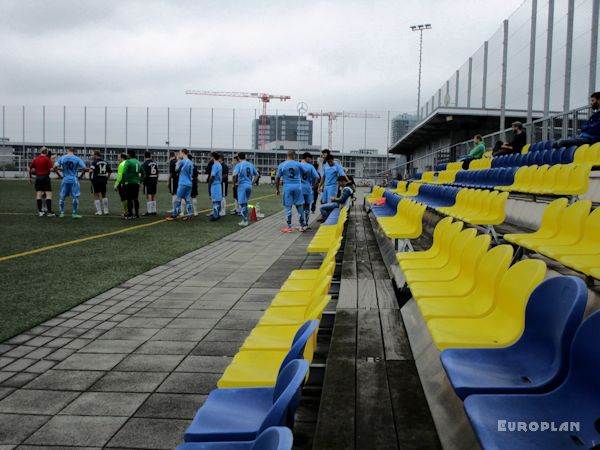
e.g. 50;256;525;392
276;150;308;233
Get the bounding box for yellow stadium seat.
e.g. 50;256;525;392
409;234;491;299
421;171;435;183
517;200;591;252
557;164;591;196
392;181;409;194
446;162;463;171
396;182;421;197
468;158;492;170
560;255;600;275
573;144;591;164
585;142;600;165
497;165;536;192
504;198;569;246
432;170;458;184
536;164;562;194
426;259;546;350
416;245;513;321
271;276;331;308
240;323;313;352
590;268;600;279
288;240;341;280
365;186;385;204
396;217;460;262
256;294;331;327
521;143;530;154
537;207;600;259
403;229;478;283
462;191;508;225
377;199;426;240
520;165;549;193
400;226;473;271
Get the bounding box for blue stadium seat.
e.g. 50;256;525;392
530;142;540;152
550;148;564;165
464;310;600;450
533;151;544;165
371;191;399;217
176;427;293;450
413;172;423;180
184;359;309;443
562;145;577;164
435;163;448;171
541;150;553;165
544;140;554;150
441;276;587;400
323;208;342;225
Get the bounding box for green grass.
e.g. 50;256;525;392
0;179;282;342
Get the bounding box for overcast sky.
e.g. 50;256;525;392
1;0;525;113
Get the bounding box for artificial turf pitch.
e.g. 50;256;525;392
0;179;284;342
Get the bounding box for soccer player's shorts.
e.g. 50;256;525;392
283;185;303;207
322;185;337;204
169;177;179;195
301;187;314;205
191;182;198;198
91;180;107;195
34;174;51;192
125;183;140;200
237;183;252;204
176;184;192;201
143;181;157;196
60;181;80;199
210;183;223;202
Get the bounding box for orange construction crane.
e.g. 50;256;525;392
307;111;381;151
185;90;291;150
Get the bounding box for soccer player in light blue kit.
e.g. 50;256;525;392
208;152;223;221
319;153;349;204
233;152;258;227
166;149;194;221
300;152;320;229
276;150;307;233
54;148;87;218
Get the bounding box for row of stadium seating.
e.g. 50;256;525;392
505;198;600;278
393;216;599;449
176;206;350;449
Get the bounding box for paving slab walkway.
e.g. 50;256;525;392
0;211;319;450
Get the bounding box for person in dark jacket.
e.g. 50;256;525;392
318;176;355;222
492;122;527;156
553;92;600;148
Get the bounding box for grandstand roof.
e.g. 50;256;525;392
389;107;547;155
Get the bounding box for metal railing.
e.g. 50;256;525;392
375;104;593;184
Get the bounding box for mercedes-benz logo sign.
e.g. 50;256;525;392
297;102;308;115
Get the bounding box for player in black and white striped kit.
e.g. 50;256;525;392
143;151;159;215
90;150;112;215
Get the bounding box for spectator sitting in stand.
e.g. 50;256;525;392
492;121;526;156
553;92;600;148
458;134;486;169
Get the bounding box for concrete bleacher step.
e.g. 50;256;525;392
313;205;440;450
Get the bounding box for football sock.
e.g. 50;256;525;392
285;205;292;227
241;203;248;222
59;198;65;214
186;199;193;216
102;198;109;213
94;199;101;213
297;205;306;227
72;198;79;214
37;199;43;212
46;199;53;213
133;199;139;216
192;198;198;215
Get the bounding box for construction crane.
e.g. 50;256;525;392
185;90;291;150
307;111;381;151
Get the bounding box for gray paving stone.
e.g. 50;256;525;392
166;318;220;329
0;359;13;370
63;338;93;350
3;346;35;359
107;417;189;449
157;372;220;394
24;370;105;391
54;353;126;371
134;340;196;355
99;327;159;341
44;348;76;362
114;354;185;372
25;415;127;447
135;393;206;419
94;321;118;331
78;339;143;354
1;372;39;388
175;356;232;373
0;345;13;355
117;317;172;328
150;328;210;342
4;335;33;346
59;392;149;417
91;371;169;393
188;299;237;310
4;358;36;373
202;329;249;342
23;347;54;360
176;309;228;319
42;317;67;326
191;341;242;357
60;328;88;338
22;336;53;347
0;373;16;384
0;413;50;445
42;326;70;337
79;329;107;339
24;360;57;374
0;388;14;401
45;337;72;348
132;308;183;318
0;390;79;414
